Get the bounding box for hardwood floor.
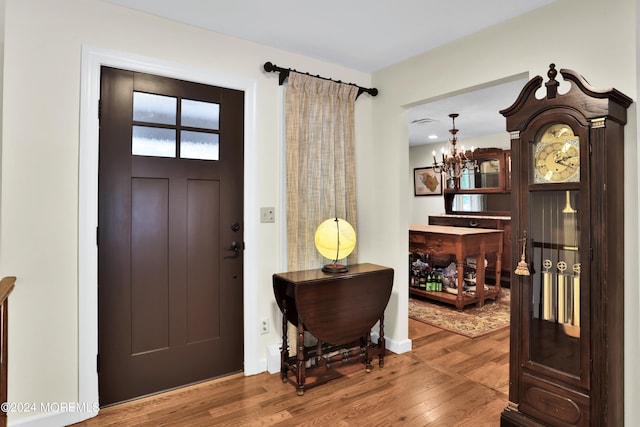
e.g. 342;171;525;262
74;319;509;426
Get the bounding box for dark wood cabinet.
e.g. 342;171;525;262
443;148;511;216
444;147;509;194
500;64;632;426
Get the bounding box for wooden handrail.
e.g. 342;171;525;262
0;277;15;305
0;276;15;427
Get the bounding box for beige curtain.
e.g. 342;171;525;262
285;72;358;271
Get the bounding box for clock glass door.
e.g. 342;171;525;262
522;121;588;386
528;190;581;376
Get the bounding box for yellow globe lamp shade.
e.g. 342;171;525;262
314;217;356;273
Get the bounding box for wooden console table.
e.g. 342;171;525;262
273;263;393;395
409;225;503;309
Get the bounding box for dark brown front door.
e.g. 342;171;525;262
98;67;244;405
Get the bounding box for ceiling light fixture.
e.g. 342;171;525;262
431;113;477;189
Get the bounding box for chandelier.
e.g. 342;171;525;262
432;113;477;187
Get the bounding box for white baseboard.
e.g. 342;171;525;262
9;407;98;427
265;333;413;374
371;332;412;354
267;343;282;374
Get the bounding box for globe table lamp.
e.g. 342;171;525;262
314;217;356;273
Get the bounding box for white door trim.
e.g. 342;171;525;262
78;45;259;413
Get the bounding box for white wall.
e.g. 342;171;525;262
409;132;510;224
2;0;640;425
1;0;374;425
371;0;639;423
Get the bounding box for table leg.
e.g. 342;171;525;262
296;317;305;396
456;259;465;310
316;340;323;367
378;313;386;368
477;242;486;307
496;235;503;298
364;335;373;373
280;300;288;383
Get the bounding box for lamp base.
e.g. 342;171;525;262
322;263;349;274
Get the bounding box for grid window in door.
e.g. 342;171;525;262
132;92;220;160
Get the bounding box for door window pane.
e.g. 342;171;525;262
181;99;219;130
180;130;219;160
133;92;176;125
132;126;176;157
131;93;221;160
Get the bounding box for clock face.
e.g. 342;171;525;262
533;124;580;183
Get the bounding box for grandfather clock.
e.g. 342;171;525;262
500;64;632;426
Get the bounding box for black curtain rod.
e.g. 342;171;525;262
263;61;378;99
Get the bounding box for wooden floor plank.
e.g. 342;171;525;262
73;318;509;426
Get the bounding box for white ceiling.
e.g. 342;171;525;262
407;76;530;146
100;0;555;145
101;0;555;72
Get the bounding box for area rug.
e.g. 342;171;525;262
409;288;510;338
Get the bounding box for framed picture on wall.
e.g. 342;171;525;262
414;167;442;196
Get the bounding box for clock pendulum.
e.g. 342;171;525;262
563;263;581;338
542;259;553;321
557;261;568;324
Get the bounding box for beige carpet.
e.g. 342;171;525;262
409;288;510;338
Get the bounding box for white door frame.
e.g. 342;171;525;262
78;46;259;410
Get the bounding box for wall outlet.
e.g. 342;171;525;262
260;318;269;334
260;207;275;223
